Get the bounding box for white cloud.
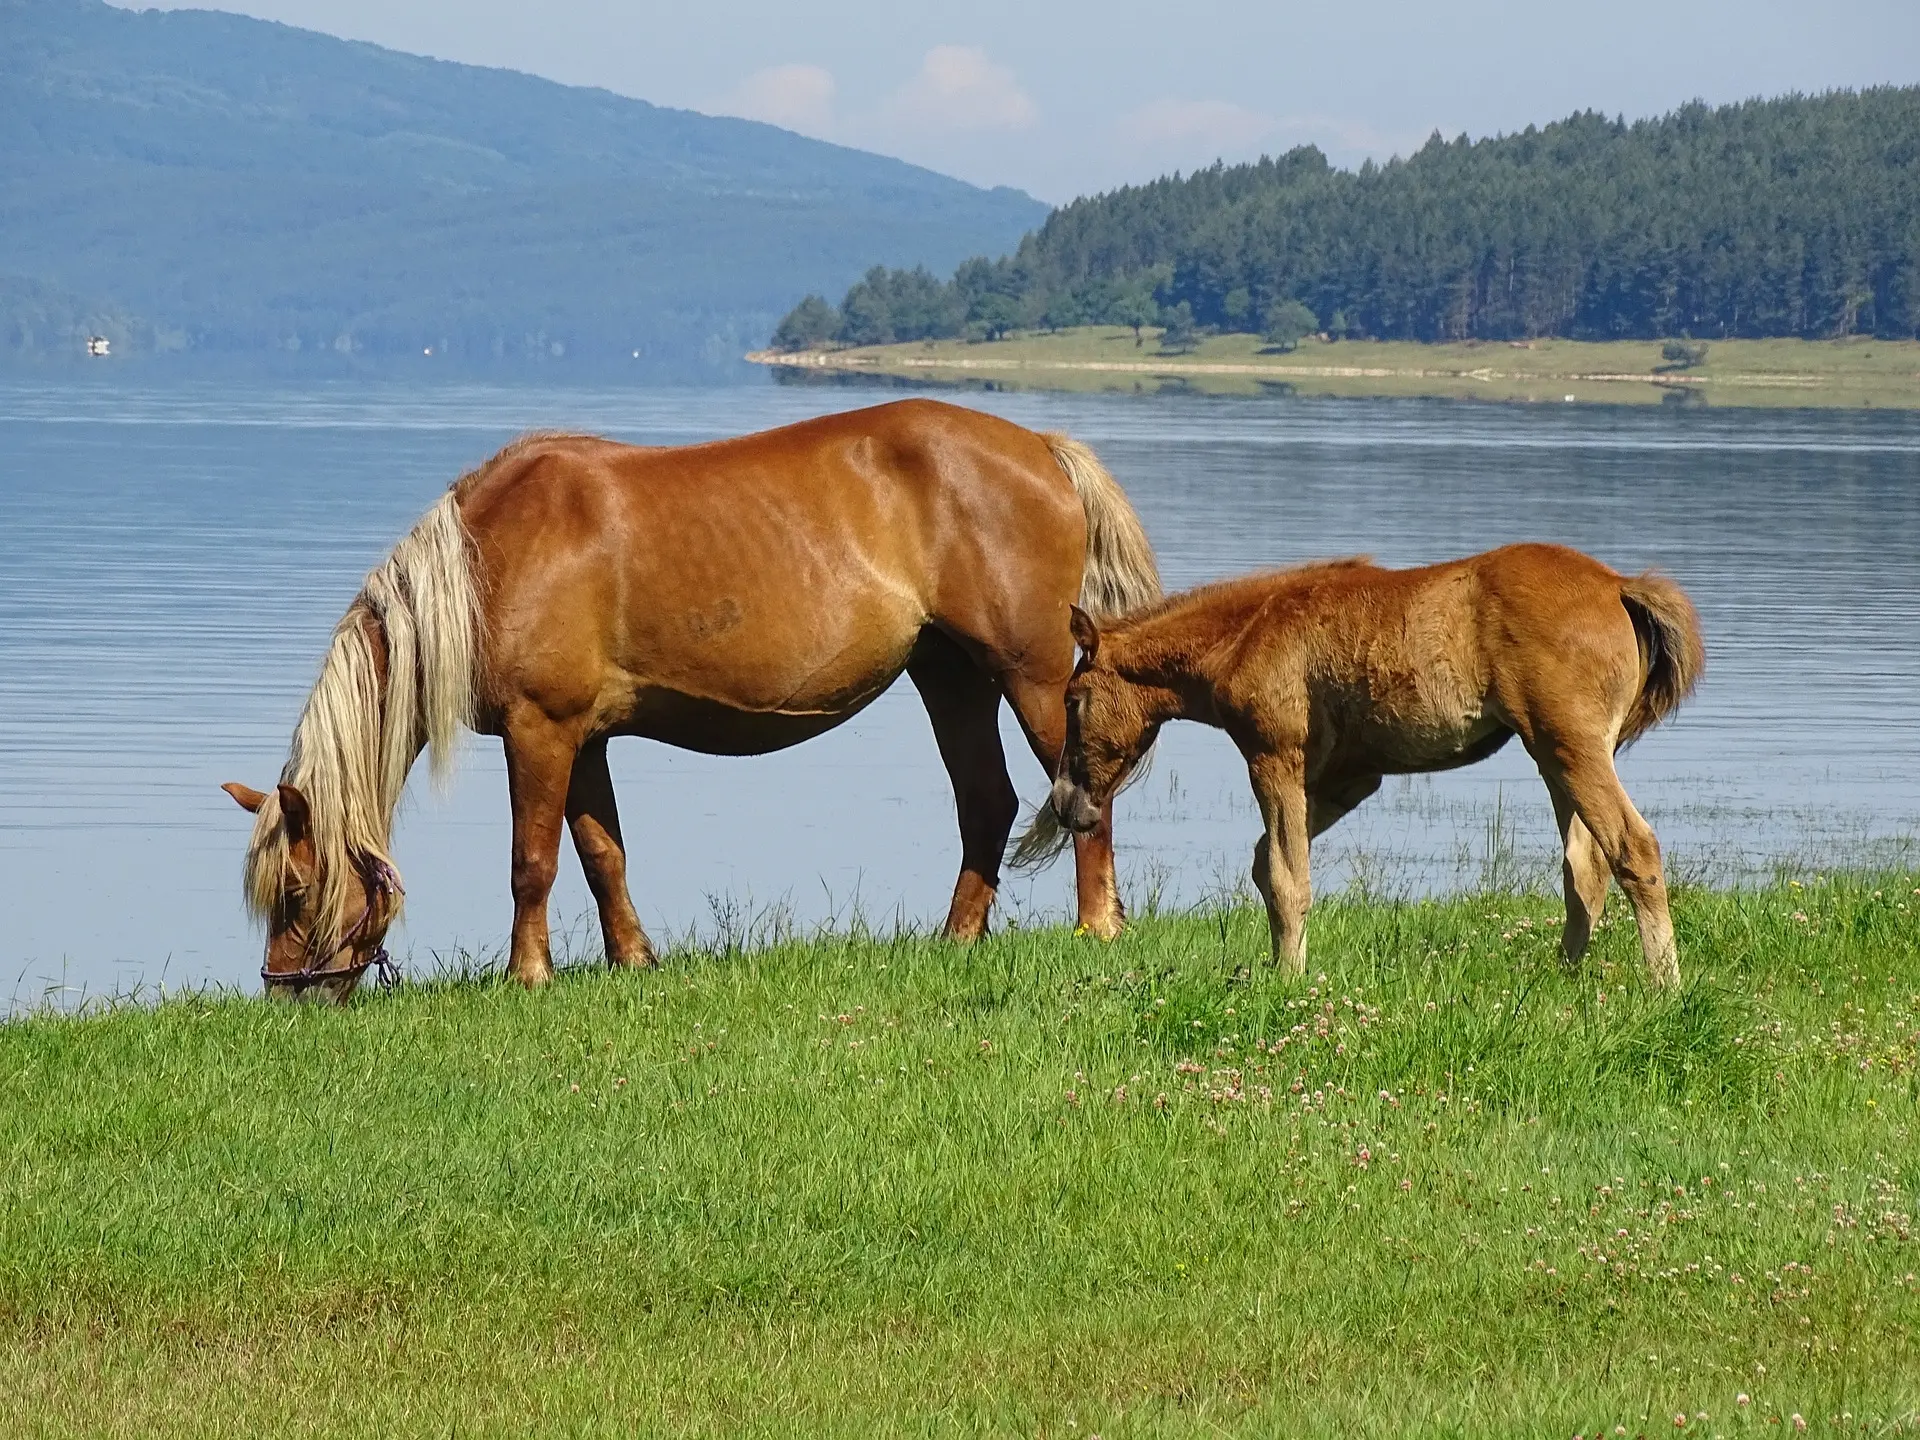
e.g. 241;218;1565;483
1120;98;1276;153
718;63;837;138
884;45;1037;134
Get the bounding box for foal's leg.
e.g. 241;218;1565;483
909;638;1020;941
1550;791;1613;967
1246;748;1313;974
1536;752;1679;988
565;738;657;969
501;710;581;988
1002;671;1124;940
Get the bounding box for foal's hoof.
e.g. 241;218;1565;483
508;962;555;990
1073;915;1124;942
607;944;658;970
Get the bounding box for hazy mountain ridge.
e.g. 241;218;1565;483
0;0;1046;372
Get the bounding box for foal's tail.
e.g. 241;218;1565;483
1044;433;1161;622
1618;572;1705;749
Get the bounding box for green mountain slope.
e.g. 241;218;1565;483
777;89;1920;349
0;0;1046;372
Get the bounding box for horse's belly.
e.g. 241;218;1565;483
613;683;890;756
1359;713;1510;774
615;584;924;714
1340;630;1497;773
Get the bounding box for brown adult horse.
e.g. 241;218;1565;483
223;399;1160;998
1029;544;1703;986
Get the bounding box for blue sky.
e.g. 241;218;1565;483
114;0;1920;202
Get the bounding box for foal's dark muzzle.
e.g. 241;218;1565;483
1049;776;1102;834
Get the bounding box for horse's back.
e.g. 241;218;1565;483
458;401;1073;580
455;402;1086;735
1207;546;1637;766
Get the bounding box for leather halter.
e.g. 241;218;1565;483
261;857;403;994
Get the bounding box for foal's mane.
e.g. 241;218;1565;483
239;438;567;953
1107;557;1374;632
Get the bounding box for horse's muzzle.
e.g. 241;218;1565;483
1049;777;1103;834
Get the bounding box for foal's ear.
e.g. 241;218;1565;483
1068;604;1101;662
276;784;313;844
222;782;269;814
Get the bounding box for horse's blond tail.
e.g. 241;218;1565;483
1045;433;1161;623
1618;571;1705;749
242;489;479;952
1009;437;1161;875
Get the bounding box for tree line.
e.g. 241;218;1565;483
774;87;1920;350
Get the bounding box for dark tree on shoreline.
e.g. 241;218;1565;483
1262;299;1319;352
771;295;839;352
775;88;1920;349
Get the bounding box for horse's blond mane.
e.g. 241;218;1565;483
242;484;483;953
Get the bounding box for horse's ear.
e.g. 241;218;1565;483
1068;604;1101;662
222;782;269;814
276;783;312;844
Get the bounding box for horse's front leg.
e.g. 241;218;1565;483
1002;669;1123;940
1070;800;1124;940
502;711;581;987
566;738;657;969
1245;748;1312;974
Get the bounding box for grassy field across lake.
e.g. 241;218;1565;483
751;328;1920;407
6;879;1920;1437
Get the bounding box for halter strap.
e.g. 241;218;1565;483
261;858;404;993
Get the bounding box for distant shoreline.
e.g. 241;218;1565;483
748;328;1920;407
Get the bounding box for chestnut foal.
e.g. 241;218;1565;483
1038;544;1703;987
225;399;1159;997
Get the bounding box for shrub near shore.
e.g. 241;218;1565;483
4;879;1919;1436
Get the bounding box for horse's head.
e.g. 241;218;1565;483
1050;606;1161;834
223;781;401;1002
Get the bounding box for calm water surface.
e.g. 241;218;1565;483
3;377;1917;1004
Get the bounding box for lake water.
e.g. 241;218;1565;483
3;375;1917;1005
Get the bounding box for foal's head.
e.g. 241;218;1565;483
1050;606;1161;834
223;781;400;1002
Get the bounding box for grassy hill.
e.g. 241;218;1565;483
0;0;1045;374
4;880;1919;1435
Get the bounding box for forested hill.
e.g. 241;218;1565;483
774;88;1920;350
0;0;1044;372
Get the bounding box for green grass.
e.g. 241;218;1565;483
758;327;1920;407
5;879;1920;1436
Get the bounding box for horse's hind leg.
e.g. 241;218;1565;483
1535;750;1678;988
1001;670;1123;939
566;738;657;969
909;635;1019;941
1550;791;1612;967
